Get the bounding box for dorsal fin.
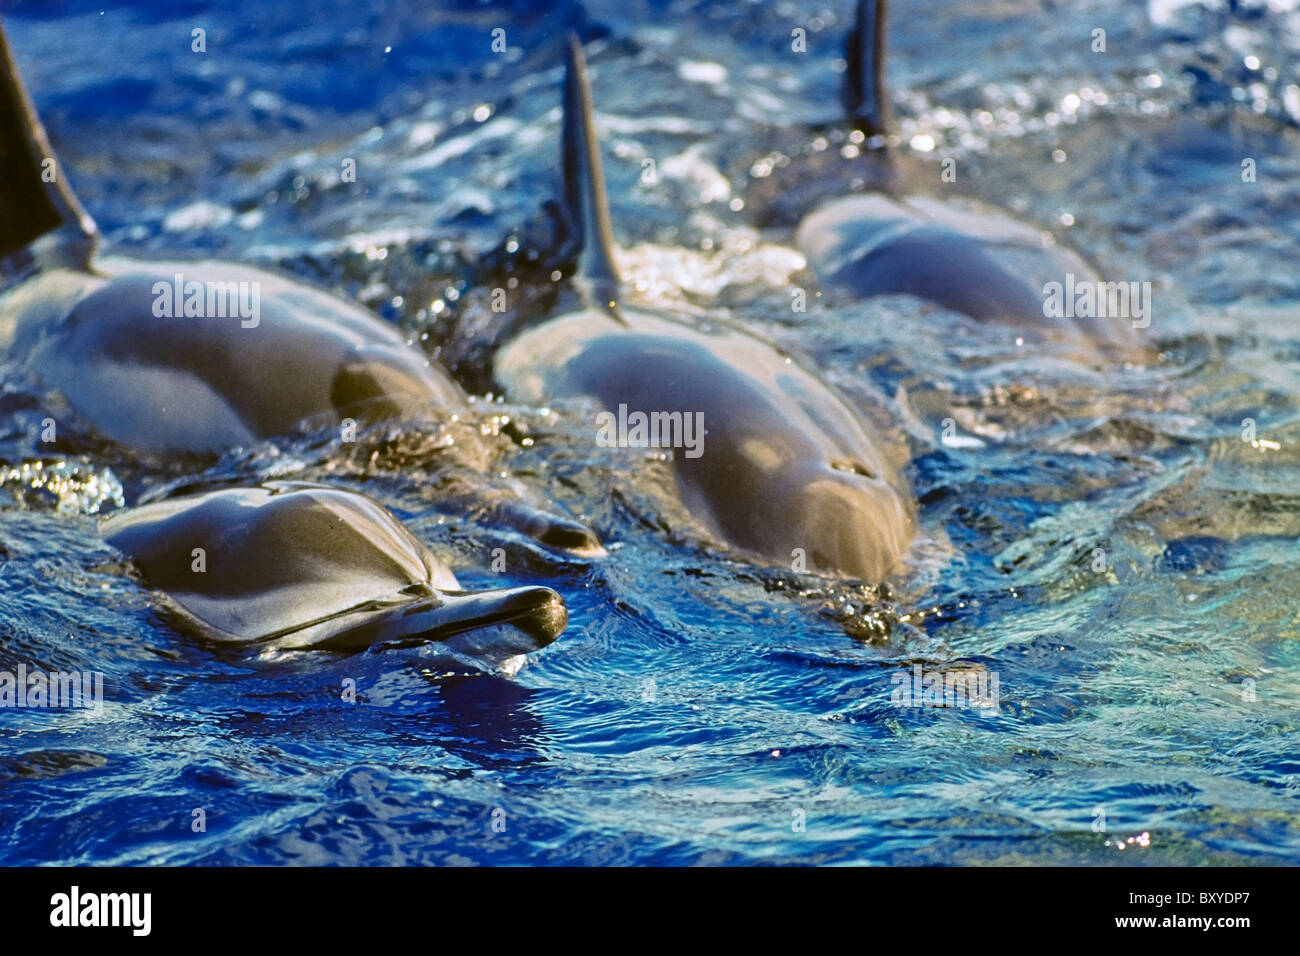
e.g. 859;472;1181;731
561;34;623;318
843;0;891;137
0;20;97;269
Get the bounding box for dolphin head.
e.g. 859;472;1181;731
681;437;914;582
102;483;570;671
780;459;914;581
308;582;566;669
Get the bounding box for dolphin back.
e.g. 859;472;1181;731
798;193;1144;350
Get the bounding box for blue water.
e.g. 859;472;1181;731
2;0;1299;864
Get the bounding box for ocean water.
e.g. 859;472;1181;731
1;0;1298;865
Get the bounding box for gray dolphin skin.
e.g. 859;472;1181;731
0;21;464;456
792;0;1142;351
495;37;914;581
1;259;467;455
102;482;568;667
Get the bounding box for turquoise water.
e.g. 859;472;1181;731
1;0;1298;864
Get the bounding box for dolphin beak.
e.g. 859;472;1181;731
428;585;568;674
308;585;568;668
535;517;607;557
435;585;569;648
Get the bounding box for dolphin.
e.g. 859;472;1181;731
777;0;1144;351
101;482;568;669
493;37;914;581
0;21;603;556
0;21;463;456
